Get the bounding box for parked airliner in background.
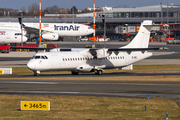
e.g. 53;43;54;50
0;21;94;41
26;20;164;76
0;29;27;44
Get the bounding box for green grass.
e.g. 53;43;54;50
133;65;180;71
11;65;180;75
0;95;179;120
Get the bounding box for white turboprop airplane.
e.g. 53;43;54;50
0;21;94;41
26;20;164;76
0;29;27;44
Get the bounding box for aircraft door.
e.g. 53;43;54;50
124;52;130;65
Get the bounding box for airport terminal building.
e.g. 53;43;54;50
0;4;180;41
41;4;180;41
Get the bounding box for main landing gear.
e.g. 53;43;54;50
71;70;103;75
95;70;103;75
71;71;79;75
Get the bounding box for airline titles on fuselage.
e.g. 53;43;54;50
54;25;80;31
0;31;6;35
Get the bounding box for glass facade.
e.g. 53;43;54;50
107;12;180;18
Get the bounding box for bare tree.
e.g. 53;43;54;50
43;5;60;14
28;3;39;13
20;6;26;12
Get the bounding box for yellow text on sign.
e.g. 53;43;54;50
21;101;50;111
0;70;2;74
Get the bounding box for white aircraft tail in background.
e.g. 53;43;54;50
25;20;165;76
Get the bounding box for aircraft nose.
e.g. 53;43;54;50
23;36;28;42
91;29;95;33
27;61;35;70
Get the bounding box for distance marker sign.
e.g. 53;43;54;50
21;101;50;111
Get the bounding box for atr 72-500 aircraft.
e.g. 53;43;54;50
26;20;164;76
0;21;94;41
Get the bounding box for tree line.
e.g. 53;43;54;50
0;3;95;17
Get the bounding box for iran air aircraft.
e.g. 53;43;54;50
0;21;94;41
26;20;163;76
0;29;27;44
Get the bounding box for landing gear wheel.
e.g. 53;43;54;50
34;72;39;76
95;70;102;75
33;71;40;76
71;71;79;75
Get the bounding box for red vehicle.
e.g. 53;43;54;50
0;45;10;53
47;44;58;48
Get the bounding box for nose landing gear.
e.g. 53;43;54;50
33;71;40;76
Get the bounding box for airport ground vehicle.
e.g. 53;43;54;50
149;38;156;42
166;40;180;44
0;45;10;53
15;43;58;52
79;37;89;41
89;35;110;42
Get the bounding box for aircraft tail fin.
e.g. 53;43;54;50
122;20;152;48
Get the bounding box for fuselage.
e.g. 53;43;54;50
27;50;152;72
0;22;94;37
0;29;27;44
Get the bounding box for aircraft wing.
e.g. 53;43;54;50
10;46;167;57
22;25;52;35
23;25;39;34
10;46;72;52
19;17;50;35
88;47;167;58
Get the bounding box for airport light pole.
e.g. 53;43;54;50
39;0;42;47
161;0;163;24
93;0;96;48
21;12;23;47
102;14;106;48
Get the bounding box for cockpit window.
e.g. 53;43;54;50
31;55;35;59
88;27;91;29
35;56;41;59
15;33;22;36
45;56;48;59
32;55;48;59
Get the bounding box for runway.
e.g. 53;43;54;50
0;42;179;67
0;42;180;100
0;80;179;99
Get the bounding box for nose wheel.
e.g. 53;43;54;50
33;71;40;76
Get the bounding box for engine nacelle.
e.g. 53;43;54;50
42;33;59;40
76;65;93;72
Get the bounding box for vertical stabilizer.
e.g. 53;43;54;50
122;20;152;48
